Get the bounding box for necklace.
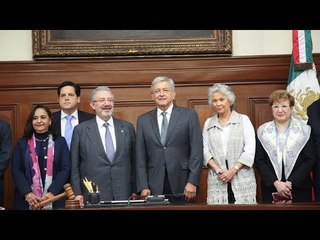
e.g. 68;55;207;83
35;136;49;142
219;118;228;123
219;117;229;126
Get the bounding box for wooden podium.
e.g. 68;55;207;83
80;202;320;210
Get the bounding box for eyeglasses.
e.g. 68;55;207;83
272;105;290;110
93;98;114;104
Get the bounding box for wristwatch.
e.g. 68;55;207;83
234;165;240;173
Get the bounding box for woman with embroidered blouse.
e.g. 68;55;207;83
255;90;316;203
11;104;71;209
203;83;257;204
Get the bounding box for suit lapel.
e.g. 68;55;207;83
150;109;162;144
165;105;180;143
86;119;106;157
78;111;85;123
113;118;124;162
56;111;62;135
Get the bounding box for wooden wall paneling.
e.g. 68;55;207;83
249;97;274;130
0;54;298;209
114;100;155;129
189;98;214;131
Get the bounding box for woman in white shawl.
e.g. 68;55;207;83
255;90;316;203
203;83;257;204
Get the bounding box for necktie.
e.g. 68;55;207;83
160;112;168;145
104;123;115;161
64;115;74;149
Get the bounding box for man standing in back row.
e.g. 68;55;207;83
136;76;203;204
52;81;94;149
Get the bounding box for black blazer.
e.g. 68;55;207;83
0;120;12;206
255;135;316;203
52;110;95;135
307;100;320;201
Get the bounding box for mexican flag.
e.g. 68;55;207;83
287;30;320;122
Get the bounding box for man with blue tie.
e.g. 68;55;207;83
136;76;203;204
52;81;94;149
70;86;136;207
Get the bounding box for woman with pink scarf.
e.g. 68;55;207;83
12;104;70;209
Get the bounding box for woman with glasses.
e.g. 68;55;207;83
255;90;316;203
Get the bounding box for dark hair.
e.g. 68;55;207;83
57;81;81;97
23;104;58;139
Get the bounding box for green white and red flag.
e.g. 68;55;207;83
287;30;320;122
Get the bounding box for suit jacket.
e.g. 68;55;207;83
136;105;203;195
52;110;95;135
70;117;136;202
307;100;320;201
11;136;71;209
0;120;12;206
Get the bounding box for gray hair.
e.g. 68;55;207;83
151;76;175;93
91;86;114;102
208;83;236;110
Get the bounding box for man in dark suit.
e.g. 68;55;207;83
71;86;136;206
0;119;12;207
136;76;203;203
52;81;94;149
307;85;320;201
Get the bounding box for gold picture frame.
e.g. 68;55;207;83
32;30;232;59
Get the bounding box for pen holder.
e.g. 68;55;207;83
87;192;100;204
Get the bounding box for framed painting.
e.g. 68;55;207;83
32;30;232;59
